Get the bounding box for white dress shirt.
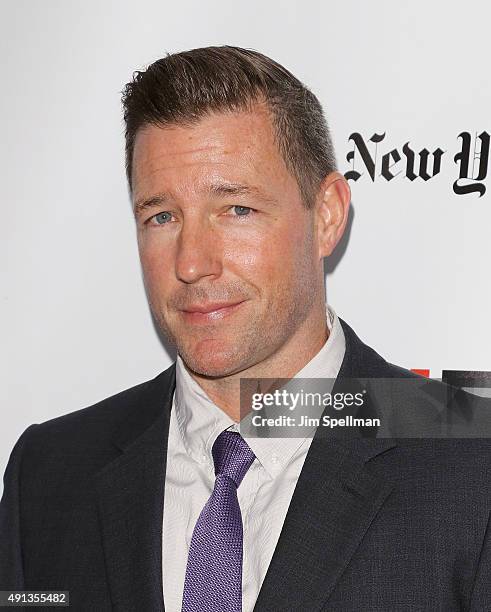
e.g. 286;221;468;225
162;305;346;612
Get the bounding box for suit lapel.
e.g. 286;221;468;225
253;437;396;611
94;365;176;612
253;319;398;611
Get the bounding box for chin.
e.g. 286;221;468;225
179;342;246;379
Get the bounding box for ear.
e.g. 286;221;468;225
315;172;351;259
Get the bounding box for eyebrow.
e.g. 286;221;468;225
133;181;277;216
133;193;169;216
209;182;260;198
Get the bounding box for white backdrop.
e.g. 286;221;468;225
2;0;490;485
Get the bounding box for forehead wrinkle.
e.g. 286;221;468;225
153;143;226;160
135;154;236;184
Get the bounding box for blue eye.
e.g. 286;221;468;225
233;206;251;216
153;211;172;225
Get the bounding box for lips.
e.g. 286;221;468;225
182;301;244;314
179;300;246;323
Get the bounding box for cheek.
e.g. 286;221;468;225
138;240;174;296
222;218;314;286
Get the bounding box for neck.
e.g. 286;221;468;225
184;303;329;422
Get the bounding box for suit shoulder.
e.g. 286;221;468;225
384;361;424;379
22;364;176;459
338;318;423;380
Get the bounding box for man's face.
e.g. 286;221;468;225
132;104;323;377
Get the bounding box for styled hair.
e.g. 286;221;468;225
121;45;337;207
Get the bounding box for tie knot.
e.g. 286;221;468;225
212;430;255;487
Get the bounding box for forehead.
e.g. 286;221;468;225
131;104;294;200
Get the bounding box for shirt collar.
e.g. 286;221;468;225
173;304;346;478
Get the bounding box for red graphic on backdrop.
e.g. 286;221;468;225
411;369;430;378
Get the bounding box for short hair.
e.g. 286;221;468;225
121;45;337;208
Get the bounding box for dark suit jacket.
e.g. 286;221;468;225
1;319;491;611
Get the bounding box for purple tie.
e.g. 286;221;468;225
181;430;256;612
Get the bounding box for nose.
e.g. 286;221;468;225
175;216;222;284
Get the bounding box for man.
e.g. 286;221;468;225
1;46;491;611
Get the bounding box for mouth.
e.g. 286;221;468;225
179;300;247;324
